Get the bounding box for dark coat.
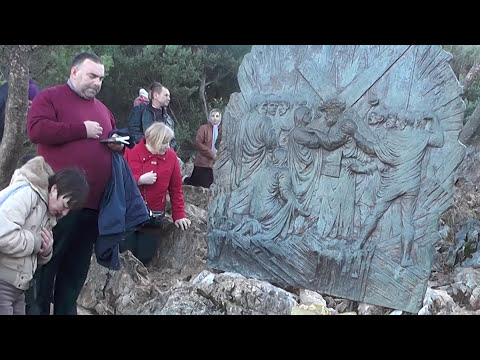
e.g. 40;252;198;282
95;152;150;270
127;102;178;151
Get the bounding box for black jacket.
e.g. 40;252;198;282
127;102;178;151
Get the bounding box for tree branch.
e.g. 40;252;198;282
461;56;480;93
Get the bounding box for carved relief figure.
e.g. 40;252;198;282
345;111;444;266
232;97;278;188
348;103;390;234
266;94;279;118
232;148;309;242
229;97;278;223
285;105;322;212
348;99;397;237
286;103;356;214
277;99;291;117
307;99;358;240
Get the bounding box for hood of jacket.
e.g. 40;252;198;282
10;156;54;205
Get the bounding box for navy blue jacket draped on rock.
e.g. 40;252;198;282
95;151;150;270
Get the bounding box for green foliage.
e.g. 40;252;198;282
0;44;252;160
461;81;480;118
443;45;480;79
465;89;480;120
1;45;114;89
29;45;94;89
204;45;248;111
175;117;203;157
443;45;480;120
91;45;251;159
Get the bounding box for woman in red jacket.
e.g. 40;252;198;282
123;122;191;265
183;108;222;188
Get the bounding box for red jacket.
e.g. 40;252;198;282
124;139;185;221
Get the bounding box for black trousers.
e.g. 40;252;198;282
119;230;160;266
25;208;98;315
184;166;213;188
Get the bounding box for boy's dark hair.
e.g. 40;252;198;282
71;52;103;68
48;168;89;210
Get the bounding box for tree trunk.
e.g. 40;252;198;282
457;55;480;146
461;56;480;94
459;102;480;145
199;73;209;122
0;45;38;189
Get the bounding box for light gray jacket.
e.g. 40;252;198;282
0;156;57;290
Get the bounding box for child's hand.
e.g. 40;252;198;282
39;227;54;256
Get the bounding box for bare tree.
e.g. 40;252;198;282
199;73;209;122
459;54;480;145
460;104;480;145
462;56;480;94
0;45;38;189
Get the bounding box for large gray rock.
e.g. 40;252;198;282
78;203;298;315
149;203;209;278
142;270;297;315
79;257;298;315
78;251;162;315
436;148;480;271
181;185;210;211
451;267;480;310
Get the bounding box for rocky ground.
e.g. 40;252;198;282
77;149;480;315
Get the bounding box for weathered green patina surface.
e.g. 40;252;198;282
207;45;466;313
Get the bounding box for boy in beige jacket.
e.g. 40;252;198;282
0;156;88;315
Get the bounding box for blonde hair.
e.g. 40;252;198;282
145;122;174;153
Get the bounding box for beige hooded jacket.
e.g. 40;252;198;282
0;156;57;290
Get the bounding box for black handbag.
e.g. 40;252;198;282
145;209;165;228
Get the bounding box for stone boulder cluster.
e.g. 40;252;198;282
78;151;480;315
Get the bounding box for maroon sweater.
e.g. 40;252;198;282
27;83;116;210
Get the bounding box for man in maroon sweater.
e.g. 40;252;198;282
25;52;124;315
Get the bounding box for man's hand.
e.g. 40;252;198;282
84;120;103;139
175;218;192;230
106;133;125;152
